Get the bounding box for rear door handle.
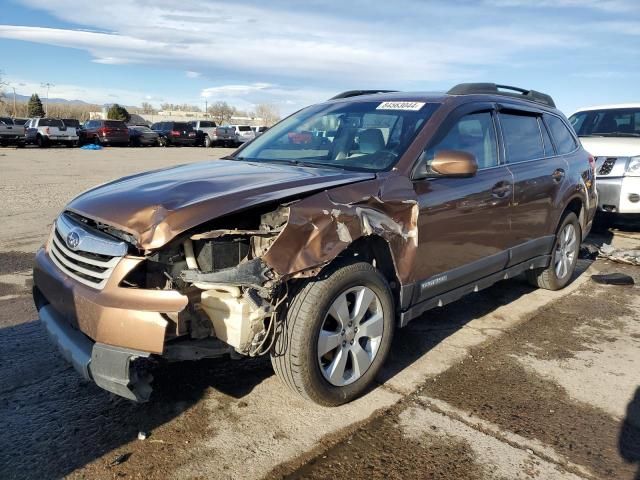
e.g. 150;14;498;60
491;182;512;198
552;168;566;182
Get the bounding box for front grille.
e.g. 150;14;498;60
598;157;617;176
48;214;126;289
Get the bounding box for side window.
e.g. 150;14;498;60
427;112;498;169
500;113;545;163
545;115;578;155
538;117;555;157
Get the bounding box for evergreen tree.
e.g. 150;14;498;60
28;93;45;117
107;103;131;122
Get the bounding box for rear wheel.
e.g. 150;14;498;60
204;135;212;148
36;135;48;148
526;212;580;290
271;261;394;406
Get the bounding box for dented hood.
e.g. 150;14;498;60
67;160;375;250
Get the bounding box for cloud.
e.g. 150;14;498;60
484;0;639;12
0;1;596;86
185;70;201;78
201;83;272;98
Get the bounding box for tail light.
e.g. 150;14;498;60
44;127;50;135
170;130;180;137
99;127;108;136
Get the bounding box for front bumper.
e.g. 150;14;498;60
597;176;640;214
37;301;152;401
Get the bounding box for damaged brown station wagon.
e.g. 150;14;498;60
33;84;597;405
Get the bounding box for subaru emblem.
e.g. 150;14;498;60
66;230;81;250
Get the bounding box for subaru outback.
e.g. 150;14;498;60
33;83;596;405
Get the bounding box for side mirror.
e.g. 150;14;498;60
413;149;478;180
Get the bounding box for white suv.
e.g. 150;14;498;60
230;124;256;146
570;104;640;215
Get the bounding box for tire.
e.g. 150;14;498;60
159;137;169;147
36;135;48;148
526;211;581;290
271;261;395;406
93;136;102;146
204;135;212;148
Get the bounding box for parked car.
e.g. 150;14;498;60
33;83;596;406
151;121;197;147
25;117;78;147
230;124;256;146
189;120;236;147
0;116;26;147
128;125;160;147
80;119;129;146
569;104;639;216
252;125;269;136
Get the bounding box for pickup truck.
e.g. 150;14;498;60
189;120;236;147
25;118;79;148
0;117;26;147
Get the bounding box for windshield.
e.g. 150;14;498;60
570;108;640;137
235;100;440;172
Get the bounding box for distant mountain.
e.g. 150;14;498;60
8;93;92;105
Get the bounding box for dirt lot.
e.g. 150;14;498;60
0;145;639;479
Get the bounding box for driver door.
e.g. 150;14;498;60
412;107;514;301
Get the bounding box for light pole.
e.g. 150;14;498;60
11;86;16;117
41;82;54;116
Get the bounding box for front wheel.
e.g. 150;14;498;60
271;261;394;406
526;212;581;290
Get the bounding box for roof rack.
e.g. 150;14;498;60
447;83;556;108
329;90;398;100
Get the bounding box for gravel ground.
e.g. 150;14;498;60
0;145;638;479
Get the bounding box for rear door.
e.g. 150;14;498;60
498;107;567;264
413;104;514;300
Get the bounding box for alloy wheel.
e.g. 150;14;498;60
317;286;384;387
554;223;577;279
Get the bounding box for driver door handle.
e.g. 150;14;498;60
552;168;566;182
491;181;512;198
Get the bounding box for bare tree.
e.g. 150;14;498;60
253;103;280;126
0;71;7;106
140;101;157;114
160;103;201;112
208;101;236;125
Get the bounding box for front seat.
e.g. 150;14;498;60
358;128;385;154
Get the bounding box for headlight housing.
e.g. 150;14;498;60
626;156;640;177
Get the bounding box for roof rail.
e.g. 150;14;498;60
447;83;556;108
329;90;397;100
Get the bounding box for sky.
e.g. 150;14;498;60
0;0;638;116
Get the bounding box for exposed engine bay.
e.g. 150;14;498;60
116;205;291;358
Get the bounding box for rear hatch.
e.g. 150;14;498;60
236;125;255;140
102;120;129;139
40;118;76;138
215;126;235;140
171;122;197;140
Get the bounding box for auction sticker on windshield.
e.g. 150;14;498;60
376;101;426;111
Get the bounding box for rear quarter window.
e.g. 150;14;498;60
545;115;578;155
